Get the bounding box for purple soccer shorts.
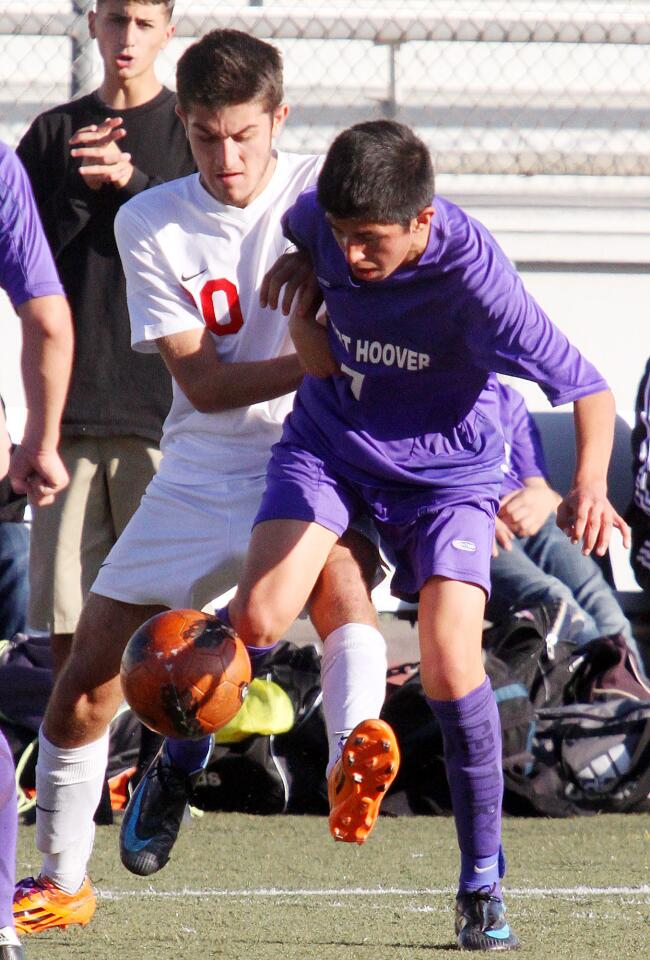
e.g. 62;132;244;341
255;440;498;600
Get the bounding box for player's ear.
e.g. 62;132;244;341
271;104;290;139
175;104;188;136
160;21;176;49
412;206;434;232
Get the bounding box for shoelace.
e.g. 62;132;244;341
16;877;49;902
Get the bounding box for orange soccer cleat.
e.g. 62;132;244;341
328;718;400;844
13;875;96;934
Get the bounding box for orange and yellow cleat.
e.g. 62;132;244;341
328;718;400;844
13;875;96;934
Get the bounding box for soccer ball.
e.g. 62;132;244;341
120;609;251;739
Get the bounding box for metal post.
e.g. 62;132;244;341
380;42;399;119
71;0;93;98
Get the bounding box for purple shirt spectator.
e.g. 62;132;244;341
0;142;63;306
497;381;548;495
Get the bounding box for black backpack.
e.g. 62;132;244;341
510;698;650;816
482;603;650;816
381;602;650;818
380;648;536;817
189;641;328;815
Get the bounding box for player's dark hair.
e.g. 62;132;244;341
96;0;175;14
317;121;434;226
176;29;284;114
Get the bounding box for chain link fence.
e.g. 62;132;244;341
0;1;648;175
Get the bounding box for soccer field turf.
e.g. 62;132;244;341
17;812;650;959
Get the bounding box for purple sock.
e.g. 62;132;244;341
165;735;213;776
214;604;278;668
214;604;232;627
427;677;504;898
0;731;17;928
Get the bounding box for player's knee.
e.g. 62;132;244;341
420;647;485;701
231;593;287;647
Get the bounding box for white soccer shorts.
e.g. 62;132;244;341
92;473;266;612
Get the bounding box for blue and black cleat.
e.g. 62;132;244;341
455;886;520;951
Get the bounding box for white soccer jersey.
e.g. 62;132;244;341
114;150;322;484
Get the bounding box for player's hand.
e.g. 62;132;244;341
288;307;339;379
556;483;630;556
497;484;560;538
260;250;322;317
70;117;134;190
9;445;69;507
492;516;514;556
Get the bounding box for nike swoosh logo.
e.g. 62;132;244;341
487;923;511;940
36;803;59;814
181;268;208;282
473;860;499;873
121;783;151;852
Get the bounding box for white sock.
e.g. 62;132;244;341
36;727;109;894
0;927;20;946
320;623;387;776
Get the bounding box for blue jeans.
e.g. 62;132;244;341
488;514;636;651
0;521;29;640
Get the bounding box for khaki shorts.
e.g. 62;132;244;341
28;435;161;634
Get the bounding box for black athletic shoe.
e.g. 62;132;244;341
119;745;203;876
455;887;520;951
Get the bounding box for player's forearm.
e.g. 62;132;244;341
187;353;304;414
571;389;616;492
17;295;74;450
289;311;339;378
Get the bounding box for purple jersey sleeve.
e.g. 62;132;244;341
0;141;63;307
439;204;608;407
497;382;549;495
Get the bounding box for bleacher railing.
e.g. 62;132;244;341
0;1;648;175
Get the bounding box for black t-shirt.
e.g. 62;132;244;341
17;88;196;442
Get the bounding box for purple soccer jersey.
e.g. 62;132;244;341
281;187;607;495
496;381;549;496
0;141;63;306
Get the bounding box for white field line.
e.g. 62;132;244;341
97;884;650;901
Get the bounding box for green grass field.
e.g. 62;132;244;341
16;812;650;959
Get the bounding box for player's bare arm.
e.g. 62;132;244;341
70;116;134;191
498;477;562;538
556;388;630;556
288;307;339;379
260;248;321;317
156;326;304;413
10;294;73;505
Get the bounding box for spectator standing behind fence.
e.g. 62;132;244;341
628;358;650;594
0;140;73;960
15;0;194;673
488;381;647;671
